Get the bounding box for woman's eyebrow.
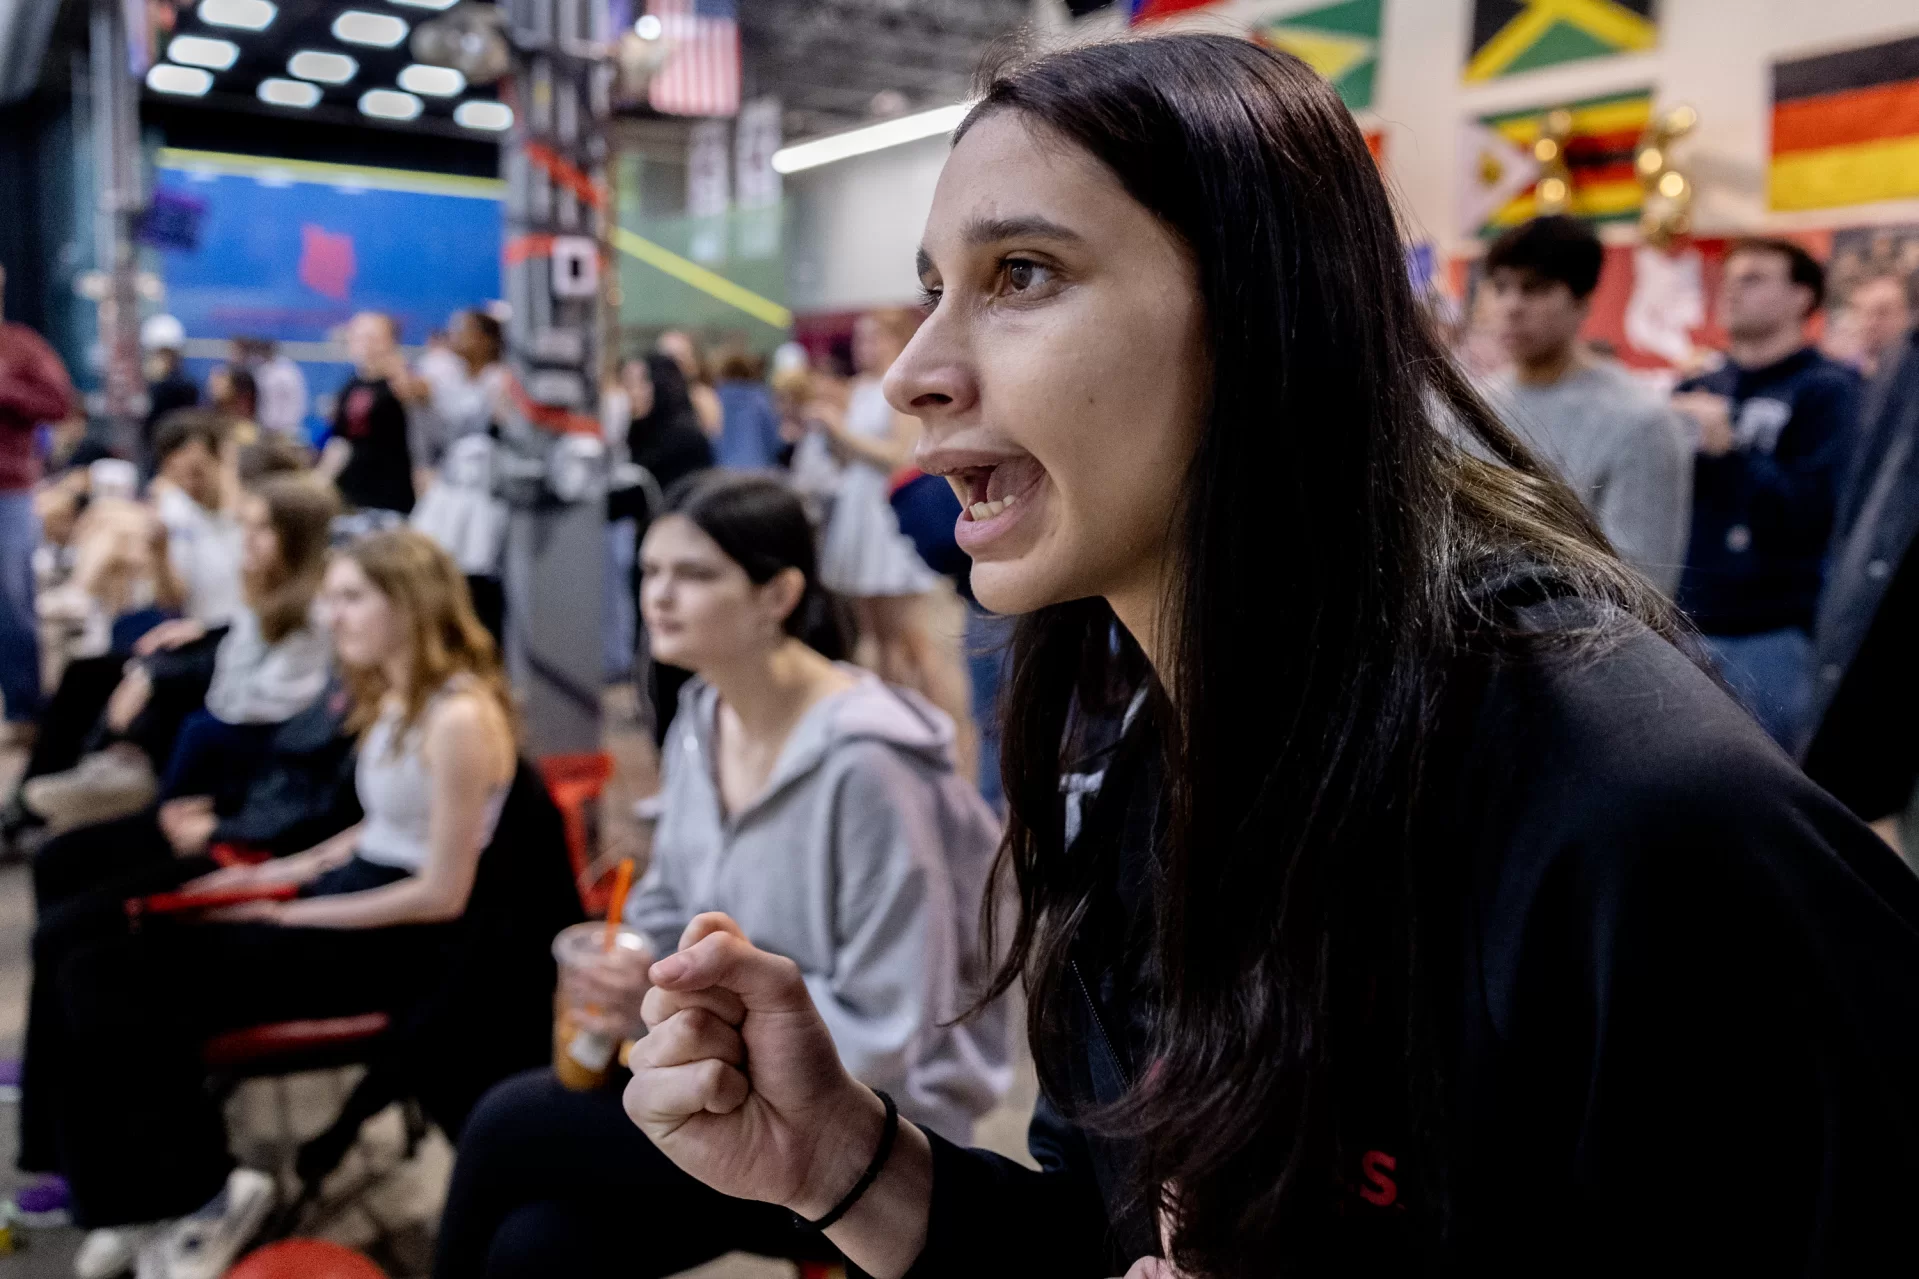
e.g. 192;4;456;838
964;214;1083;246
917;215;1084;281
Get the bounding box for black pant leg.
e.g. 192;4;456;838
51;918;450;1227
19;832;210;1177
434;1068;841;1279
23;656;124;780
31;812;174;910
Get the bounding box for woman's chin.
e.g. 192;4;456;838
967;561;1065;618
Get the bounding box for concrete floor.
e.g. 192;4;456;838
0;692;1037;1277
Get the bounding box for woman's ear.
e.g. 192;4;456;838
761;566;807;631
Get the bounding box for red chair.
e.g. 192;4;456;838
228;1238;388;1278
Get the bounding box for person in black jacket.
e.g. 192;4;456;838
1803;326;1919;849
618;34;1919;1279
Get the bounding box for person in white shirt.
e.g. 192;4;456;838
150;412;244;627
237;338;310;442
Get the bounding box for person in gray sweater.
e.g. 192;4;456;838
1481;216;1692;595
433;472;1011;1279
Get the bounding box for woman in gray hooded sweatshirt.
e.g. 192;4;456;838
434;472;1011;1279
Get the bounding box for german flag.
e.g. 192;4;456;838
1467;89;1652;237
1771;34;1919;212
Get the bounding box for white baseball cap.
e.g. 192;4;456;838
140;313;187;351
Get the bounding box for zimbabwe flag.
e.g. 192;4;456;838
1771;34;1919;212
1465;89;1652;237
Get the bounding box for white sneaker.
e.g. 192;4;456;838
21;749;157;833
133;1169;275;1279
75;1226;160;1279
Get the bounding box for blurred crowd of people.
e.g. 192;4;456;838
1465;216;1919;854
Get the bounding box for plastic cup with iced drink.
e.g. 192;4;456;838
552;920;652;1091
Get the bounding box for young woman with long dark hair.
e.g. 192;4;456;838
621;34;1919;1279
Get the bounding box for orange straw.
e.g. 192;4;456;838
602;858;635;951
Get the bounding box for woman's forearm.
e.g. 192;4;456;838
260;824;363;883
278;875;462;929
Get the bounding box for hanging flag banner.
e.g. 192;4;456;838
1770;33;1919;212
1251;0;1383;111
646;0;741;118
1461;88;1651;237
1130;0;1225;23
1464;0;1656;84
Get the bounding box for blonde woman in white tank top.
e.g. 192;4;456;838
35;530;516;1277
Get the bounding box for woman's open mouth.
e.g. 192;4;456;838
945;455;1045;550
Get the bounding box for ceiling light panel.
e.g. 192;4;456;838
390;0;458;8
197;0;275;30
257;77;320;107
453;100;512;131
288;50;357;83
333;10;408;47
359;88;424;120
166;35;240;69
398;63;465;96
332;10;408;47
146;64;214;95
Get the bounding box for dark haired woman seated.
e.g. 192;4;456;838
618;33;1919;1279
434;473;1010;1278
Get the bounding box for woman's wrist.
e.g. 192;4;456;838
786;1083;889;1220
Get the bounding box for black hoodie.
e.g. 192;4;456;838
904;590;1919;1277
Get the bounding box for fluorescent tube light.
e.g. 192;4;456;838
771;101;974;175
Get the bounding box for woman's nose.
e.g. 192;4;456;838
883;320;976;421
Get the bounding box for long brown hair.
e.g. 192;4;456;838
245;474;338;644
969;34;1679;1277
335;528;516;745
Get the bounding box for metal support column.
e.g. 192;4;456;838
497;0;613;758
87;0;142;450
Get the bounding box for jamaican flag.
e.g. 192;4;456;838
1465;0;1657;83
1253;0;1383;111
1771;34;1919;212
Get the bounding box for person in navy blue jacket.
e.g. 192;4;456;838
1672;238;1860;747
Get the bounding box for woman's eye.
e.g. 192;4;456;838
998;258;1053;297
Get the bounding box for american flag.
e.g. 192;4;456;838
647;0;741;119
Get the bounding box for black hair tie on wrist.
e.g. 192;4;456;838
798;1089;899;1233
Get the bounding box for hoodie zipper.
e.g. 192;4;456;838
1072;958;1133;1091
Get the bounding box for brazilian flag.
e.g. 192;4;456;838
1465;0;1658;83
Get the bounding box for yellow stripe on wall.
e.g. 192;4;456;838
156;147;505;199
610;225;793;331
1769;134;1919;211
